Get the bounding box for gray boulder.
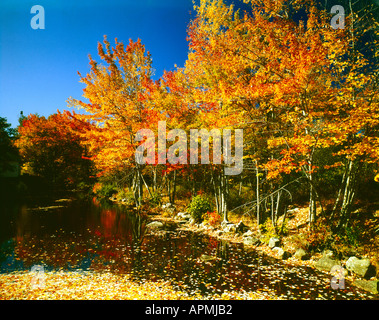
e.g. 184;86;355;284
346;256;376;279
243;230;254;237
353;279;379;294
323;250;334;259
315;252;341;272
146;221;164;229
177;212;191;220
287;208;300;215
272;247;291;260
268;237;280;249
243;236;261;246
161;203;176;215
293;248;310;261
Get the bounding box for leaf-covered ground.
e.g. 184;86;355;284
0;270;279;300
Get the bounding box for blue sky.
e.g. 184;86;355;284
0;0;194;128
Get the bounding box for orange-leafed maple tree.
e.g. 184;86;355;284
68;37;164;205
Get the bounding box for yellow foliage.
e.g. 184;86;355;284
0;270;279;300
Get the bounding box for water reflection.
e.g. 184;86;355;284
217;240;229;260
0;198;378;300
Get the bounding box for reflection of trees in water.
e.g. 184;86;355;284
125;209;147;275
216;240;229;261
131;211;146;247
93;199;147;275
96;199;147;245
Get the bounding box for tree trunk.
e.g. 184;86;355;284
172;169;177;204
256;160;261;229
274;190;282;230
309;186;317;229
133;166;143;207
336;159;358;231
239;175;243;196
307;151;317;228
211;166;229;222
152;166;157;193
190;166;196;197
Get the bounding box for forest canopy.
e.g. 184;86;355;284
14;0;379;239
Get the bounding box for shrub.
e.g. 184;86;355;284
203;210;222;227
304;219;331;253
342;225;361;247
92;182;102;195
117;189;135;205
260;219;277;244
188;195;212;223
149;191;162;208
93;182;118;198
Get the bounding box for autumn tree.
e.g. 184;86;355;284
68;37;163;206
319;0;379;231
183;0;249;222
15;112;92;190
183;0;379;231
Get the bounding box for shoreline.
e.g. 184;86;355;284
143;204;379;297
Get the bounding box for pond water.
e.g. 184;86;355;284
0;196;377;300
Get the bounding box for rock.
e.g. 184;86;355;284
243;236;260;246
323;250;335;259
199;254;217;262
272;247;291;260
222;222;237;233
272;246;284;255
221;221;249;234
315;255;341;273
146;221;164;229
293;248;310;261
268;237;280;249
235;221;249;234
353;279;379;295
162;203;174;209
243;230;254;237
55;199;72;203
166;208;176;215
177;212;191;220
287;208;299;215
346;256;376;279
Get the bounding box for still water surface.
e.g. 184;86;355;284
0;196;377;300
